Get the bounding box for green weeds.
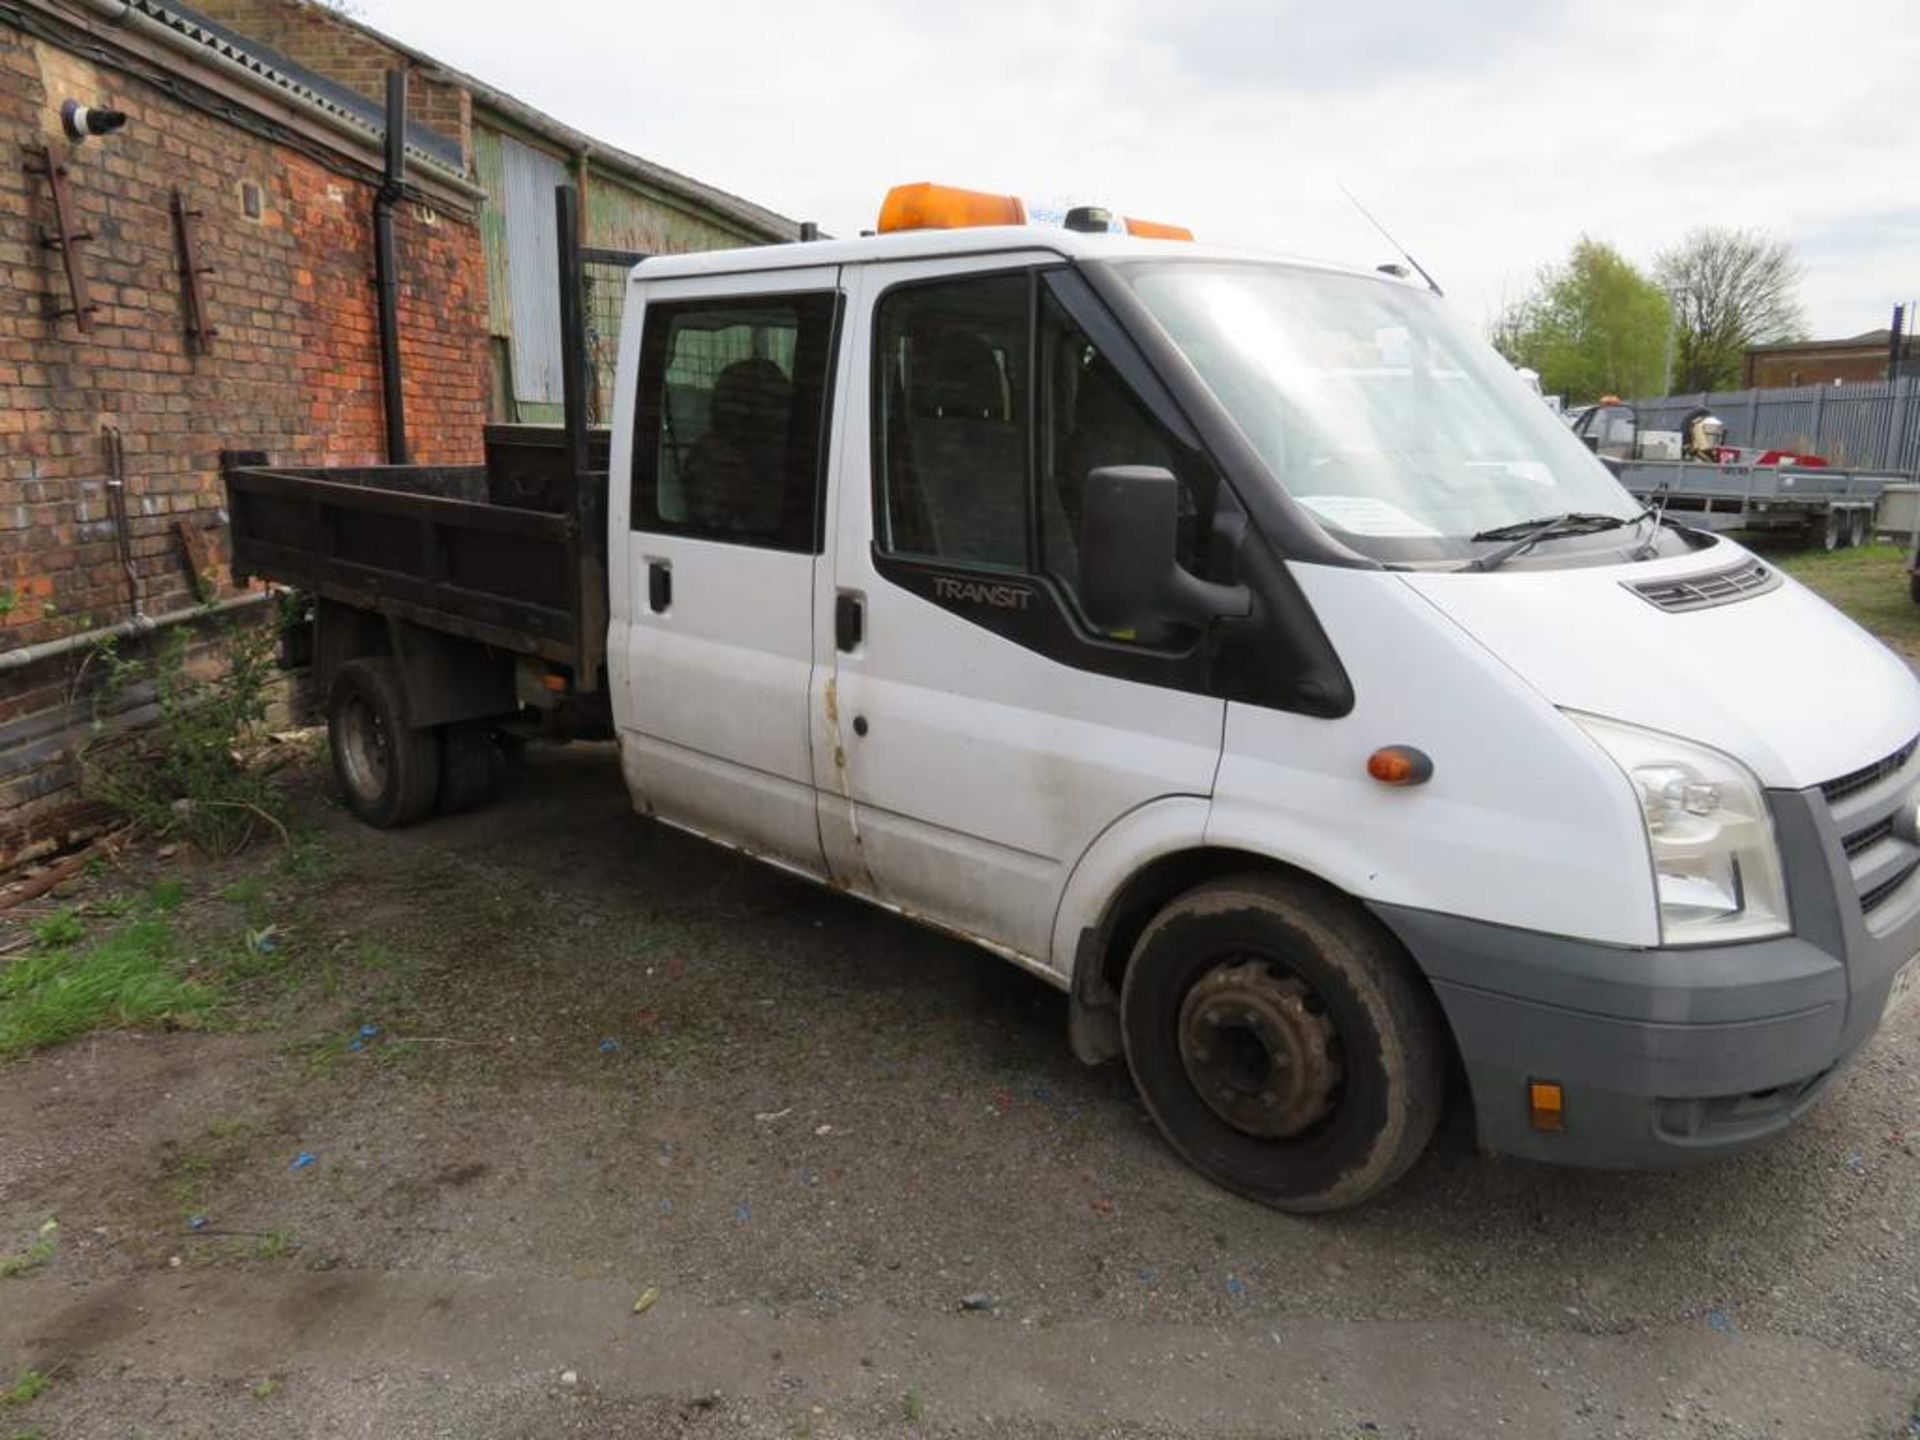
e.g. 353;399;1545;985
0;916;211;1058
0;1222;57;1280
0;1371;48;1407
81;623;284;858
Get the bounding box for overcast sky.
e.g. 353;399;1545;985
361;0;1918;341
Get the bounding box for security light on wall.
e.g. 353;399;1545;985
61;99;129;143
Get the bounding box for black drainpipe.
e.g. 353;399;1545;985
374;69;410;465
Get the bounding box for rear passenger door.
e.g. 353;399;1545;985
817;256;1229;967
619;268;842;875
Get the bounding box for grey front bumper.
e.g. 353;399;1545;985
1372;784;1920;1168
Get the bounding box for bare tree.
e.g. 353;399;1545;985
1655;228;1806;393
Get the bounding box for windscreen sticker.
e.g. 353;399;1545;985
1295;495;1444;538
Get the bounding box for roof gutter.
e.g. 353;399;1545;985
66;0;483;202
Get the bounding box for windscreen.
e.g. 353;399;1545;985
1119;262;1642;564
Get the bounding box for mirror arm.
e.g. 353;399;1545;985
1165;570;1252;625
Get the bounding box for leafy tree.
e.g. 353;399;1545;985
1655;227;1806;393
1492;239;1671;404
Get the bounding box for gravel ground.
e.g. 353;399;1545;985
1;744;1916;1439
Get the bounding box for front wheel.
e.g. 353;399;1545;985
1121;873;1447;1213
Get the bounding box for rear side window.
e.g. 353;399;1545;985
631;292;839;551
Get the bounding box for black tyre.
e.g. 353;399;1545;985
1910;570;1920;608
1120;873;1447;1213
1823;508;1844;551
437;723;501;815
1848;508;1869;549
327;658;441;828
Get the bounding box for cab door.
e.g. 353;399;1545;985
617;267;842;875
815;256;1228;967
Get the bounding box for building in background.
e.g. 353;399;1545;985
1;0;795;863
1743;327;1916;389
184;0;798;423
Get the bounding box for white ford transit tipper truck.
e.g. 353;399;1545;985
226;183;1920;1211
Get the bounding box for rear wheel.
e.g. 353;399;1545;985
1849;507;1869;548
437;723;502;814
327;658;441;828
1823;508;1845;551
1120;873;1446;1213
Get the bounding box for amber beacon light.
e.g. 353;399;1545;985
877;182;1026;233
876;182;1194;241
1123;216;1194;241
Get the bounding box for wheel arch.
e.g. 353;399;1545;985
1060;824;1459;1082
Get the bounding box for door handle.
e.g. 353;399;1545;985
835;591;864;652
648;560;671;614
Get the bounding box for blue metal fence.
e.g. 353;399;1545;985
1628;376;1920;474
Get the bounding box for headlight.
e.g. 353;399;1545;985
1568;713;1790;945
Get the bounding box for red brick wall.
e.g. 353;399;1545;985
0;14;488;837
186;0;471;162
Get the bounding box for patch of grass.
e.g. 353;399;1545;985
1774;542;1920;657
280;1031;351;1081
0;918;212;1058
354;939;412;975
148;878;186;912
250;1377;278;1401
86;893;139;920
222;878;268;907
0;1371;48;1407
903;1387;924;1425
0;1221;57;1280
162;1119;263;1216
278;833;333;883
232;1230;291;1262
28;911;84;948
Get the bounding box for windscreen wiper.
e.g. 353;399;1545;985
1461;511;1645;572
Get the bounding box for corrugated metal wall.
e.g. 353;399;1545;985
472;117;778;423
499;133;571;408
472;126;513;343
1629;377;1920;475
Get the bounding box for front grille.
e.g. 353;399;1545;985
1823;738;1919;805
1818;735;1920;921
1861;860;1920;915
1627;558;1781;613
1843;816;1894;859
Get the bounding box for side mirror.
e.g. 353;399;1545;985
1078;465;1251;632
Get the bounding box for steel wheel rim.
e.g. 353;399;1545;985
1177;956;1344;1139
337;694;391;801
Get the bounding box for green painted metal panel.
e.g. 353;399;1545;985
473;125;514;340
586;174;761;257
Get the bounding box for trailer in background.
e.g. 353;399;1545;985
1617;460;1891;551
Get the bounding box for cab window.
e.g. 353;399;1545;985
631;292;839;552
873;269;1221;642
872;273;1029;571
